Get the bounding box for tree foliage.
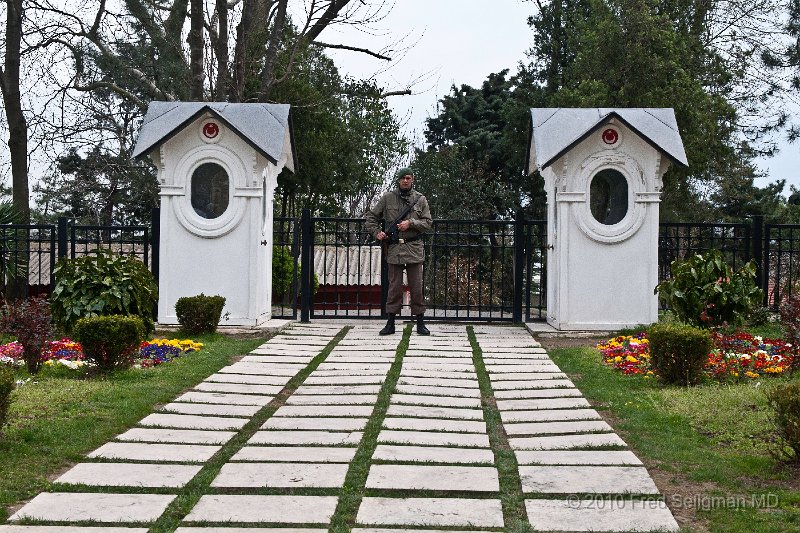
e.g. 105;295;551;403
418;69;545;219
526;0;748;220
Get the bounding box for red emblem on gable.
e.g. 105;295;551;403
602;128;619;145
203;122;220;139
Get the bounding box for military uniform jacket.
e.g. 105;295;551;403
366;188;432;265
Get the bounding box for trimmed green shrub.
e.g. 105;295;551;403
272;245;319;301
766;382;800;462
655;250;762;329
51;249;158;334
0;296;55;374
175;294;226;335
272;246;296;299
0;365;14;433
73;315;145;372
648;322;712;386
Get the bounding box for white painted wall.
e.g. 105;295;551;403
544;119;671;330
152;112;285;326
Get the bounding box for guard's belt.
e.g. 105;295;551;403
397;235;422;244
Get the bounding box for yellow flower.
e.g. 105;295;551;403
626;355;638;363
745;371;759;379
614;356;623;363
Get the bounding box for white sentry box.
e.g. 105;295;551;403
133;102;296;326
526;108;688;330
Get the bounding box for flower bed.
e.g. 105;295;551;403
0;338;202;370
597;331;794;380
137;339;203;368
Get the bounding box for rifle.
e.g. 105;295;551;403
380;195;421;255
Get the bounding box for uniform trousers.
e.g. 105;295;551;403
386;262;425;315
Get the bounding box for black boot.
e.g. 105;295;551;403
416;314;430;335
379;313;396;335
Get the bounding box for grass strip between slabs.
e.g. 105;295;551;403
147;325;351;533
328;324;411;532
468;326;532;533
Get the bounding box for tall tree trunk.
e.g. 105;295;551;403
188;0;205;100
260;0;288;98
214;0;229;101
0;0;29;299
1;0;29;223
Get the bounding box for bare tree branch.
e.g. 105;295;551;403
313;40;391;60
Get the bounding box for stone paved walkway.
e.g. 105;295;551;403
1;323;679;532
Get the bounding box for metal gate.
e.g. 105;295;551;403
271;210;548;322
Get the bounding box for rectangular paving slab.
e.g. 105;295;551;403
394;385;480;398
218;364;299;376
485;364;562;373
286;394;378;405
177;527;328;533
356;497;503;528
185;495;338;524
510;433;627;450
9;492;175;522
483;358;552;365
88;442;222;463
160;402;261;417
372;444;494;464
515;450;643;466
212;463;349;488
525;498;679;532
313;369;389;376
504;420;613;436
231;446;357;463
138;413;248;430
386;405;484;421
490;372;567;381
494;388;583;400
294;385;382;395
366;464;499;492
241;356;314;363
273;405;375;418
501;409;603;423
205;373;290;385
176;391;273;406
195;382;284;395
249;430;363;446
378;430;489;448
0;525;147;533
497;398;591;411
400;370;477;380
403;364;475;372
116;428;235;444
262;417;368;431
398;376;478;388
519;465;660;494
383;417;486;433
304;375;385;385
391;394;481;409
55;462;202;488
352;530;485;533
492;379;574;390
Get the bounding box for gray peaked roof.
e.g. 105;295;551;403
526;108;688;173
132;101;297;172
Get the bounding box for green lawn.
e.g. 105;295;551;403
0;333;270;523
548;343;800;533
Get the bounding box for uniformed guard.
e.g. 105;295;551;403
366;167;433;335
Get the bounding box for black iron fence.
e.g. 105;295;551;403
5;210;800;321
0;213;153;299
285;209;547;322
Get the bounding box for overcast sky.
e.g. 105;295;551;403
327;0;799;191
